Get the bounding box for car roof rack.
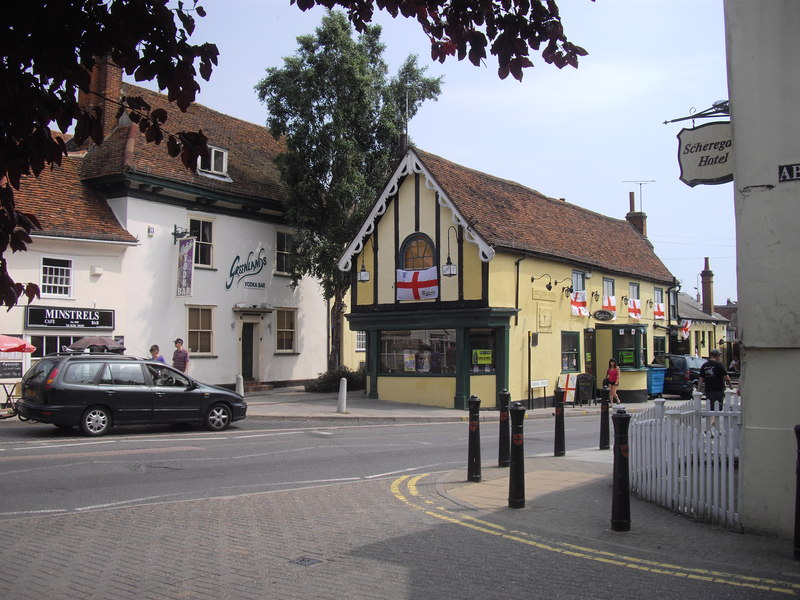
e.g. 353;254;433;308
43;352;140;360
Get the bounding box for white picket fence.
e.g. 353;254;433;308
629;389;742;530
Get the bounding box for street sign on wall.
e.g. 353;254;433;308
677;121;733;187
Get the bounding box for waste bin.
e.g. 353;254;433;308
647;366;666;399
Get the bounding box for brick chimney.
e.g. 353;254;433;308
700;257;714;314
77;57;123;140
625;191;647;237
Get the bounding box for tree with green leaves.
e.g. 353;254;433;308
256;10;442;369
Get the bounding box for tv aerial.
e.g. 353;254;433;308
623;180;656;211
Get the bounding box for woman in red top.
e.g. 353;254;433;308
606;358;621;404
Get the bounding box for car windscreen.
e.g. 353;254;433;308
686;356;705;369
664;356;684;370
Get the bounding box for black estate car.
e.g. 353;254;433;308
662;354;706;398
17;354;247;436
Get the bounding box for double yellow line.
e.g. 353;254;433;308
391;474;800;596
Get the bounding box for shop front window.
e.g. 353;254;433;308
612;326;648;369
380;329;455;374
469;329;495;374
561;331;580;372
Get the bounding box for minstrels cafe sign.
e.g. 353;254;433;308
677;121;733;187
25;306;115;329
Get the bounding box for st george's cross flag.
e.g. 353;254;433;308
602;295;617;320
653;302;666;320
570;290;589;316
396;267;438;300
628;297;641;320
680;319;692;340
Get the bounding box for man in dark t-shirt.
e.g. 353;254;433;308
699;348;731;411
172;338;190;373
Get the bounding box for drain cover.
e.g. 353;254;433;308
289;557;322;566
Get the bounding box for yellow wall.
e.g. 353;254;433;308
353;176;486;306
376;376;456;407
469;375;496;404
495;257;669;402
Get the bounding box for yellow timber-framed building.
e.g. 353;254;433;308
339;148;679;409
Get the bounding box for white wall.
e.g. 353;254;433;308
115;196;328;385
0;196;328;388
0;236;130;376
725;0;800;536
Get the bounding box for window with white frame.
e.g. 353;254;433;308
628;282;640;300
571;271;585;291
603;277;614;297
654;287;664;304
198;146;228;176
189;218;213;267
276;308;296;353
276;231;294;275
669;290;678;320
356;330;367;352
188;306;213;354
41;257;72;297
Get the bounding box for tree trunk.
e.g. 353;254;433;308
329;288;344;371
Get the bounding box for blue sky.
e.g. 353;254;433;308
137;0;736;303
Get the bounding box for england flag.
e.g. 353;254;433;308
396;267;439;300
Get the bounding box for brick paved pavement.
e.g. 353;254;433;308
2;388;799;598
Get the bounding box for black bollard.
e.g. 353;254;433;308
498;390;511;468
508;402;526;508
554;389;565;457
467;395;482;482
611;409;632;532
599;398;610;450
794;425;800;560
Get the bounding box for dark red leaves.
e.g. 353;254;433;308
290;0;588;80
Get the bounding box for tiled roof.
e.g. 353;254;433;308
14;155;137;243
81;84;286;203
414;148;675;284
677;292;729;323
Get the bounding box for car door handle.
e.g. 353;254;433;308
105;390;116;396
155;392;166;397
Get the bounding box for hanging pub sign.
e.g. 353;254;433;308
677;121;733;187
177;237;195;297
25;306;115;329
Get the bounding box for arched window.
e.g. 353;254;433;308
401;234;435;270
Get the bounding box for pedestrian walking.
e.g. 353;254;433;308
149;344;166;364
172;338;190;373
700;348;731;426
605;358;621;404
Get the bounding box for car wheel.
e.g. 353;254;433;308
80;406;111;436
205;403;232;431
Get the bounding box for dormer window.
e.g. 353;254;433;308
198;146;228;176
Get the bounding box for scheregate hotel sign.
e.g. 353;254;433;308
226;247;268;290
677;121;733;187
